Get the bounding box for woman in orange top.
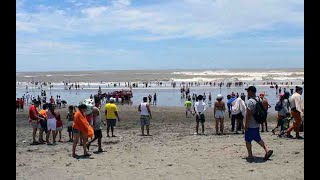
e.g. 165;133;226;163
39;103;48;143
72;104;94;158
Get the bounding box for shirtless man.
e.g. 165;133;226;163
213;94;226;135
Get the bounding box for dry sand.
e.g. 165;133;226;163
16;105;304;180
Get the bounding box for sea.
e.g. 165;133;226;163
16;68;304;113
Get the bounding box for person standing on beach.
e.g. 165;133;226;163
26;92;30;105
66;105;75;142
185;98;193;117
138;97;152;136
244;86;273;160
153;93;157;106
275;84;278;94
286;86;304;139
272;93;289;135
29;101;45;145
20;98;24;111
46;103;57;145
231;96;246;134
213;94;226;135
148;94;152;104
72;104;94;158
259;93;271;132
87;102;104;152
16;98;20;112
105;99;120;137
194;95;206;135
55;112;63;142
227;95;237;131
208;93;212;103
39;103;48;143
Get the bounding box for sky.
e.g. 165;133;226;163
16;0;304;72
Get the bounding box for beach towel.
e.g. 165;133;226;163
73;110;94;138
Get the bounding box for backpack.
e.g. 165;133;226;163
252;97;267;124
275;100;283;111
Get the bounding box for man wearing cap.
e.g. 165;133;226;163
244;86;273;160
29;101;45;145
194;95;206;135
286;86;304;139
259;93;271;132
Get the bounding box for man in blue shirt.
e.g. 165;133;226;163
227;95;237;131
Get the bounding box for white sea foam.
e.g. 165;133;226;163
171;71;303;77
63;74;89;77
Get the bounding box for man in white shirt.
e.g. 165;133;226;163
194;95;206;135
286;86;304;139
231;97;246;134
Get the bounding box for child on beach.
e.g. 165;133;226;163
279;113;293;137
66;105;75;142
185;98;193;117
55;112;63;142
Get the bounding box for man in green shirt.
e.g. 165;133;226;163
185;98;193;117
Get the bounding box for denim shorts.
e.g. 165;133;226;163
245;128;261;142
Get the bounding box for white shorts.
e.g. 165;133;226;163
47;118;57;131
215;110;225;119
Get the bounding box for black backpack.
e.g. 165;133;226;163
252;97;267;124
275;100;283;111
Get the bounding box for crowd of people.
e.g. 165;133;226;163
25;84;303;161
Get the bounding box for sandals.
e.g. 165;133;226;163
264;150;273;160
30;141;39;145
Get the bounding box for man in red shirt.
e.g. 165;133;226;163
16;98;20;112
29;101;45;145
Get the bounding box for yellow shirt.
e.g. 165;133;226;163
105;103;118;120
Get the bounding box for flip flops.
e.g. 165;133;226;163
264;150;273;160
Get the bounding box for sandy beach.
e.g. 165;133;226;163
16;105;304;180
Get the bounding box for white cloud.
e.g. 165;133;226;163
81;6;108;18
112;0;131;7
16;39;141;58
16;21;38;32
16;0;303;40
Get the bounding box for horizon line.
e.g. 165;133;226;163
16;67;304;73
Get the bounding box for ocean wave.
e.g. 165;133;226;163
63;74;89;77
171;71;304;77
